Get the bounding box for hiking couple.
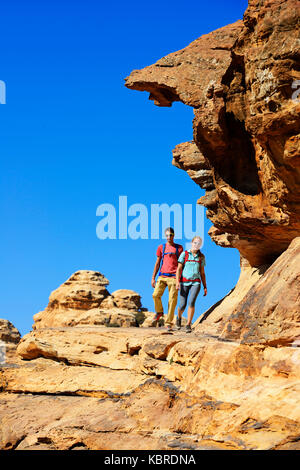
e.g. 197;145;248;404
151;227;207;332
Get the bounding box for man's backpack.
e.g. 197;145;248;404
158;243;180;277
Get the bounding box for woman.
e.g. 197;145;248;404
175;236;207;333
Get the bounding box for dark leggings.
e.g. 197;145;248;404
178;283;201;311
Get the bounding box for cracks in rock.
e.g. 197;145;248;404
1;388;132;400
68;441;89;450
195;50;262;197
218;49;261;195
273;435;300;450
220;111;262;196
3;434;27;451
2;377;181;402
211;46;233;51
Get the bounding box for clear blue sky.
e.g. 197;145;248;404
0;0;248;336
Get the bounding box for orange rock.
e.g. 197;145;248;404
1;326;300;450
220;237;300;346
125;0;300;267
0;319;21;364
32;271;146;329
1;0;300;452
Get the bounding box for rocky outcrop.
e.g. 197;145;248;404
193;254;271;334
1;240;300;450
105;289;142;310
1;0;300;452
220;237;300;346
1;324;300;450
0;319;21;346
0;319;21;364
194;237;300;346
32;270;150;329
125;0;300;268
0;235;299;450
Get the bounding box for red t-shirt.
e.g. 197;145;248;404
156;243;183;276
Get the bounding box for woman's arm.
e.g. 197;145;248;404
200;265;207;296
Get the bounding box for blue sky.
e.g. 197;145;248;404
0;0;248;336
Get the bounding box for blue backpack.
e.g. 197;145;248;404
158;243;180;277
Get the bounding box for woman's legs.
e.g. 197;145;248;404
177;283;190;319
187;306;195;326
186;283;201;326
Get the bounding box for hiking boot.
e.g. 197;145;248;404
166;323;173;332
176;316;182;330
185;324;192;333
153;312;163;326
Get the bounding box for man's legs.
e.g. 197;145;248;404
165;277;178;326
152;276;167;319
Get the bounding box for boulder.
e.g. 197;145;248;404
0;319;21;345
32;271;145;329
0;319;21;364
110;289;142;310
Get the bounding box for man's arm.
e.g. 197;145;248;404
151;257;161;288
176;263;183;289
200;265;207;296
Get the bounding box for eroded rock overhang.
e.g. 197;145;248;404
125;0;300;267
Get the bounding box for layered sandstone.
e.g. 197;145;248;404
1;324;300;450
195;237;300;347
125;0;300;267
193;254;271;334
32;270;150;329
0;319;21;364
1;238;300;450
220;237;300;346
1;0;300;452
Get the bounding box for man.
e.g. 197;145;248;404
151;227;183;330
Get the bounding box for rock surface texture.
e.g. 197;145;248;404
32;270;148;329
1;0;300;451
125;0;300;268
0;320;21;364
1;236;300;450
1;321;300;450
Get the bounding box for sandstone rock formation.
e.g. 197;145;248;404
32;270;149;329
193;254;271;334
0;319;21;364
1;322;300;450
220;237;300;346
194;237;300;346
1;0;300;452
1;238;300;450
0;319;21;346
125;0;300;355
125;0;300;268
